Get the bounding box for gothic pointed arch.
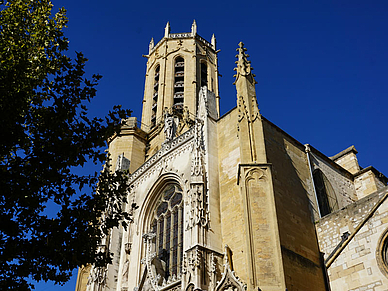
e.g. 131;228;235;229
313;169;338;217
139;173;185;287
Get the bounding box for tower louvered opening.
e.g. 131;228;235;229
173;57;184;113
151;65;160;128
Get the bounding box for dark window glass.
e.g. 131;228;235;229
313;169;338;217
150;184;183;281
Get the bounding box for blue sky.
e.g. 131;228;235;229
33;0;388;290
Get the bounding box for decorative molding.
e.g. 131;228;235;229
187;118;209;229
170;33;192;39
86;266;107;291
128;126;195;188
142;233;160;291
250;95;260;122
237;96;247;123
208;252;218;291
191;120;204;177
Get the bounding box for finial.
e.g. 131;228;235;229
233;41;257;84
148;37;154;54
211;34;216;49
191;19;197;35
164;22;170;38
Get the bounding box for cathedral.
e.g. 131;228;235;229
75;22;388;291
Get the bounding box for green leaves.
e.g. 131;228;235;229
0;1;132;290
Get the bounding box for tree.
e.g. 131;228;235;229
0;1;132;289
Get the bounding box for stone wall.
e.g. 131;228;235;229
316;187;388;290
217;108;250;283
355;168;387;200
262;118;327;291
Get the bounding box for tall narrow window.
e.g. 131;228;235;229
151;184;184;280
313;169;339;217
200;62;207;88
174;57;184;113
151;65;160;128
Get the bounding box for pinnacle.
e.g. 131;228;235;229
234;41;255;80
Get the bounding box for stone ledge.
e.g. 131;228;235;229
330;145;358;161
354;166;388;185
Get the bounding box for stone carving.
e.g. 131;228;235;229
86;266;107;291
142;233;160;291
128;126;195;186
237;96;247;122
250;95;260;122
191;20;197;35
208;252;218;291
187;119;209;229
182;247;203;288
191;120;204;177
141;232;183;291
116;153;131;171
177;106;195;135
215;246;247;291
170;33;191;38
149;38;154;54
164;113;176;142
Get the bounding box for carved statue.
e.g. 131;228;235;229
164;114;175;142
151;256;166;286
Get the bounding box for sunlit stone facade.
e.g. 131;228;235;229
76;22;388;291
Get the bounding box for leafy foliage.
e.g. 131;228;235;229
0;1;132;289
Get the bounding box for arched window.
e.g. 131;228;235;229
149;184;184;279
377;228;388;277
151;65;160;128
313;169;339;217
173;57;184;113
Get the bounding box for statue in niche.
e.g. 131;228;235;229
164;113;175;142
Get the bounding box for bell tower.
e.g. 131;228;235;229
141;21;220;133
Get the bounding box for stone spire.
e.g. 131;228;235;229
191;19;197;35
233;42;265;164
164;21;170;38
233;42;257;85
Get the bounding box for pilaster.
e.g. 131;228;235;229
237;164;286;291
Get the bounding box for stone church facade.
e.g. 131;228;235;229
75;22;388;291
